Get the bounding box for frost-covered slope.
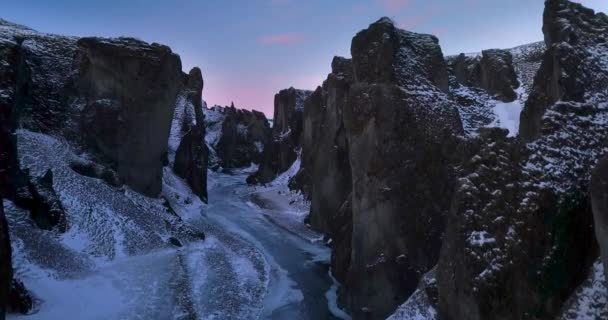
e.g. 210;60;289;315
448;41;545;136
6;129;269;320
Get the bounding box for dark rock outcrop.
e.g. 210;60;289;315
75;37;183;196
215;104;270;169
298;57;354;285
450;49;520;101
172;67;208;202
336;18;463;319
438;1;608;319
0;197;11;320
248;87;311;184
591;156;608;283
7;279;33;315
519;0;608;141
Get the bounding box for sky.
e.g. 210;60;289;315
2;0;607;117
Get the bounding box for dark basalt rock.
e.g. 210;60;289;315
10;169;66;232
7;279;33;315
248;87;311;184
591;156;608;284
216;104;270;170
173;67;208;202
69;160;123;188
519;0;608;141
0;196;11;320
76;37;183;196
450;49;520;101
297;57;353;285
351;17;449;93
479;49;520;101
438;1;608;319
339;17;463;320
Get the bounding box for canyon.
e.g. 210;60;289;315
1;0;608;319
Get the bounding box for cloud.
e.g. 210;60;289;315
257;33;304;45
379;0;409;14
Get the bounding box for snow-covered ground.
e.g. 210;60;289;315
7;130;268;320
6;128;348;319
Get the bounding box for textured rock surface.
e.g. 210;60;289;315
298;57;353;285
215;104;270;169
0;196;11;320
448;42;544;136
75;37;183;196
341;18;463;320
591;156;608;283
171;67;208;202
0;19;184;198
451;49;519;101
437;1;608;319
248;87;311;184
519;0;608;141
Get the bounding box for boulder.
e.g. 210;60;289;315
248;87;312;184
75;37;183;196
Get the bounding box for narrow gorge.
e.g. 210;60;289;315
1;0;608;319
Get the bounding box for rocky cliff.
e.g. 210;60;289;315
291;1;608;319
0;18;209;317
437;1;608;319
293;18;463;319
210;103;270;170
0;196;10;320
169;67;208;202
298;56;354;287
248;87;311;184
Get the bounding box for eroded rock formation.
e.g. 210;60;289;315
76;37;183;196
248;87;311;184
438;1;608;319
170;67;208;202
299;18;463;319
214;104;270;169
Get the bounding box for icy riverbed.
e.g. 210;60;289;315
7;129;347;320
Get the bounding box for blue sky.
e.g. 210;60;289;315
3;0;607;116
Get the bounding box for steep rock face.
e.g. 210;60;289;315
0;20;184;198
519;0;608;141
0;196;11;320
298;57;353;284
438;1;608;319
170;67;208;202
215;104;270;169
450;49;519;102
343;18;463;319
248;87;311;184
447;42;544;136
75;37;183;196
591;156;608;283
